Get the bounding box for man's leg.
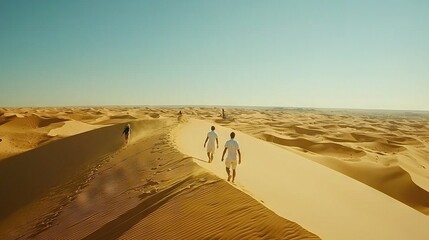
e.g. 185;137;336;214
226;167;231;181
232;170;236;183
206;152;210;162
210;153;214;163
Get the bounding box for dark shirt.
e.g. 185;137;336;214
123;126;130;135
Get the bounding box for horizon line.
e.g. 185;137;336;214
1;104;429;113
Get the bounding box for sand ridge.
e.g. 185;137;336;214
194;107;429;214
0;107;318;239
0;107;180;160
1;106;428;239
174;118;429;240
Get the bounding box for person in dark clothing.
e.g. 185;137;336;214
122;123;131;144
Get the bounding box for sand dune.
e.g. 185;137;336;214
0;114;65;129
293;126;325;135
0;108;317;239
149;113;160;118
117;180;317;240
0;114;68;159
205;107;429;215
174;118;429;239
388;136;423;145
1;106;428;239
47;120;102;137
0;108;151;160
0;122;127;220
261;133;366;158
350;132;380;142
361;141;406;153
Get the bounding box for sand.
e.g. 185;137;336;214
0;106;428;239
197;108;429;215
174;118;429;239
0;107;317;239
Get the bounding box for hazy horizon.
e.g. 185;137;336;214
2;104;429;113
1;1;428;110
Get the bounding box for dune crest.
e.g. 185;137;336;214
206;108;429;215
47;120;102;137
0;108;318;239
175;118;429;240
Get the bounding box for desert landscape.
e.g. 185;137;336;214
2;1;428;239
1;106;429;239
202;107;429;215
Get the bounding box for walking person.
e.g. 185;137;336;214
177;110;183;122
203;126;219;163
221;132;241;183
122;123;131;144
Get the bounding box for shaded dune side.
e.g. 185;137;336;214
350;133;380;142
325;133;358;143
0;115;69;160
0;119;167;220
261;133;366;158
149;113;160;118
362;142;406;153
215;118;235;124
109;114;137;120
387;136;423;146
0;115;15;126
326;161;429;214
293;126;324;135
0;124;124;220
2;132;54;151
116;180;319;240
0;114;66;129
29;121;318;240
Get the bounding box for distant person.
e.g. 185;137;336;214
122;123;131;144
221;132;241;183
204;126;219;163
178;110;183;122
222;108;225;119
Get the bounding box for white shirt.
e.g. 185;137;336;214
225;139;240;160
207;131;218;148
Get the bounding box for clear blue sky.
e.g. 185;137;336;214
1;0;428;110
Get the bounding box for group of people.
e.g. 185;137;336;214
121;122;242;183
204;126;241;183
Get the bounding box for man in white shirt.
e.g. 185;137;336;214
221;132;241;183
203;126;219;163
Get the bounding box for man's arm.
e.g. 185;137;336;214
216;137;219;148
204;137;208;147
238;149;241;164
221;148;227;161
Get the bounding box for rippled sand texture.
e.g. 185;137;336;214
0;107;318;239
196;107;429;214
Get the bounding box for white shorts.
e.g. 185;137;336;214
225;159;237;170
207;145;215;153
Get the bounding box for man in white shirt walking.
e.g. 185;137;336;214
203;126;219;163
221;132;241;183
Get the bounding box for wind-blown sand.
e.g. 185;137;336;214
0;106;428;239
